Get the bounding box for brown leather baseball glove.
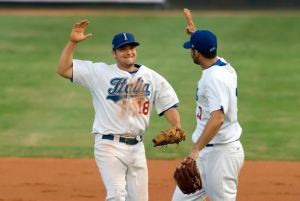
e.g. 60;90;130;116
174;157;202;194
152;127;186;147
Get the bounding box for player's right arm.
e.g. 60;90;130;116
183;8;196;35
57;19;92;80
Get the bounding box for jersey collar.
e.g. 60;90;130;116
209;59;227;67
128;64;142;74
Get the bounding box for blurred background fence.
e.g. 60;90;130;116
0;0;299;10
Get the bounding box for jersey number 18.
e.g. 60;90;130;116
138;100;150;115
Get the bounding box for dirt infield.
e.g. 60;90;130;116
0;158;299;201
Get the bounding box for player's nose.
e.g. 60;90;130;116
125;49;135;56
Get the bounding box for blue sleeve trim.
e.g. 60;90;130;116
159;104;178;117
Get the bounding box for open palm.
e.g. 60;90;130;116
70;19;92;43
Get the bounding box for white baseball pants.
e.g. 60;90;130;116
94;134;148;201
172;140;244;201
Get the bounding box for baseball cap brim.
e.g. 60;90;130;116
183;41;191;49
114;41;140;50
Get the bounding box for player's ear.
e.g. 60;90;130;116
193;49;201;58
112;49;116;58
191;49;197;56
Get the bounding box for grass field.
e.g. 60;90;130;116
0;11;300;160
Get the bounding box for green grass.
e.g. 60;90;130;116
0;13;300;160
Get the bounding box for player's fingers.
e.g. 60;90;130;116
82;20;90;28
183;10;189;22
183;8;192;21
84;33;93;39
74;22;80;28
77;19;87;28
186;9;192;18
183;8;190;16
79;20;88;28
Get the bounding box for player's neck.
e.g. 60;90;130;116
117;64;138;72
200;57;218;70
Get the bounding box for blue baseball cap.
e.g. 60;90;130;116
112;32;140;50
183;30;217;56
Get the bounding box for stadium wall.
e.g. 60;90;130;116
0;0;299;9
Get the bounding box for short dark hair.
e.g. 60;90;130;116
201;49;217;59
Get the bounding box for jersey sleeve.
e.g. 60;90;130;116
72;59;97;90
205;76;229;114
153;74;179;115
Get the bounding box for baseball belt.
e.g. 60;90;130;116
101;134;143;145
206;139;240;147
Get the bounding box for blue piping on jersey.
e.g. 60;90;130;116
210;59;227;67
159;104;178;116
129;70;138;74
128;64;142;74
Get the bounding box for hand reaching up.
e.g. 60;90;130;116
183;8;196;35
70;19;93;43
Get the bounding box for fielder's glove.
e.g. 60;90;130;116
152;127;186;147
174;157;202;194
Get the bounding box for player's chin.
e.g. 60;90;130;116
193;58;200;65
124;59;136;66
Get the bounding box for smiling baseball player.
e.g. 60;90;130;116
57;20;181;201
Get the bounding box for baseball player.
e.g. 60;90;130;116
57;20;181;201
172;9;244;201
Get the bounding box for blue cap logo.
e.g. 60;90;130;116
183;30;217;56
112;32;140;50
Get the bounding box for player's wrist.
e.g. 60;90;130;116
69;39;79;44
173;124;181;129
189;147;200;159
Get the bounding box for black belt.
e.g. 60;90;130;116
206;139;240;147
101;134;142;145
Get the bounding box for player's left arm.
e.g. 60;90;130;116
183;8;196;35
189;109;224;159
163;107;181;129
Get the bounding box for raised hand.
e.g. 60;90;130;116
70;19;93;43
183;8;196;35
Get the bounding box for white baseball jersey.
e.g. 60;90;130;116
72;59;179;136
192;57;242;144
